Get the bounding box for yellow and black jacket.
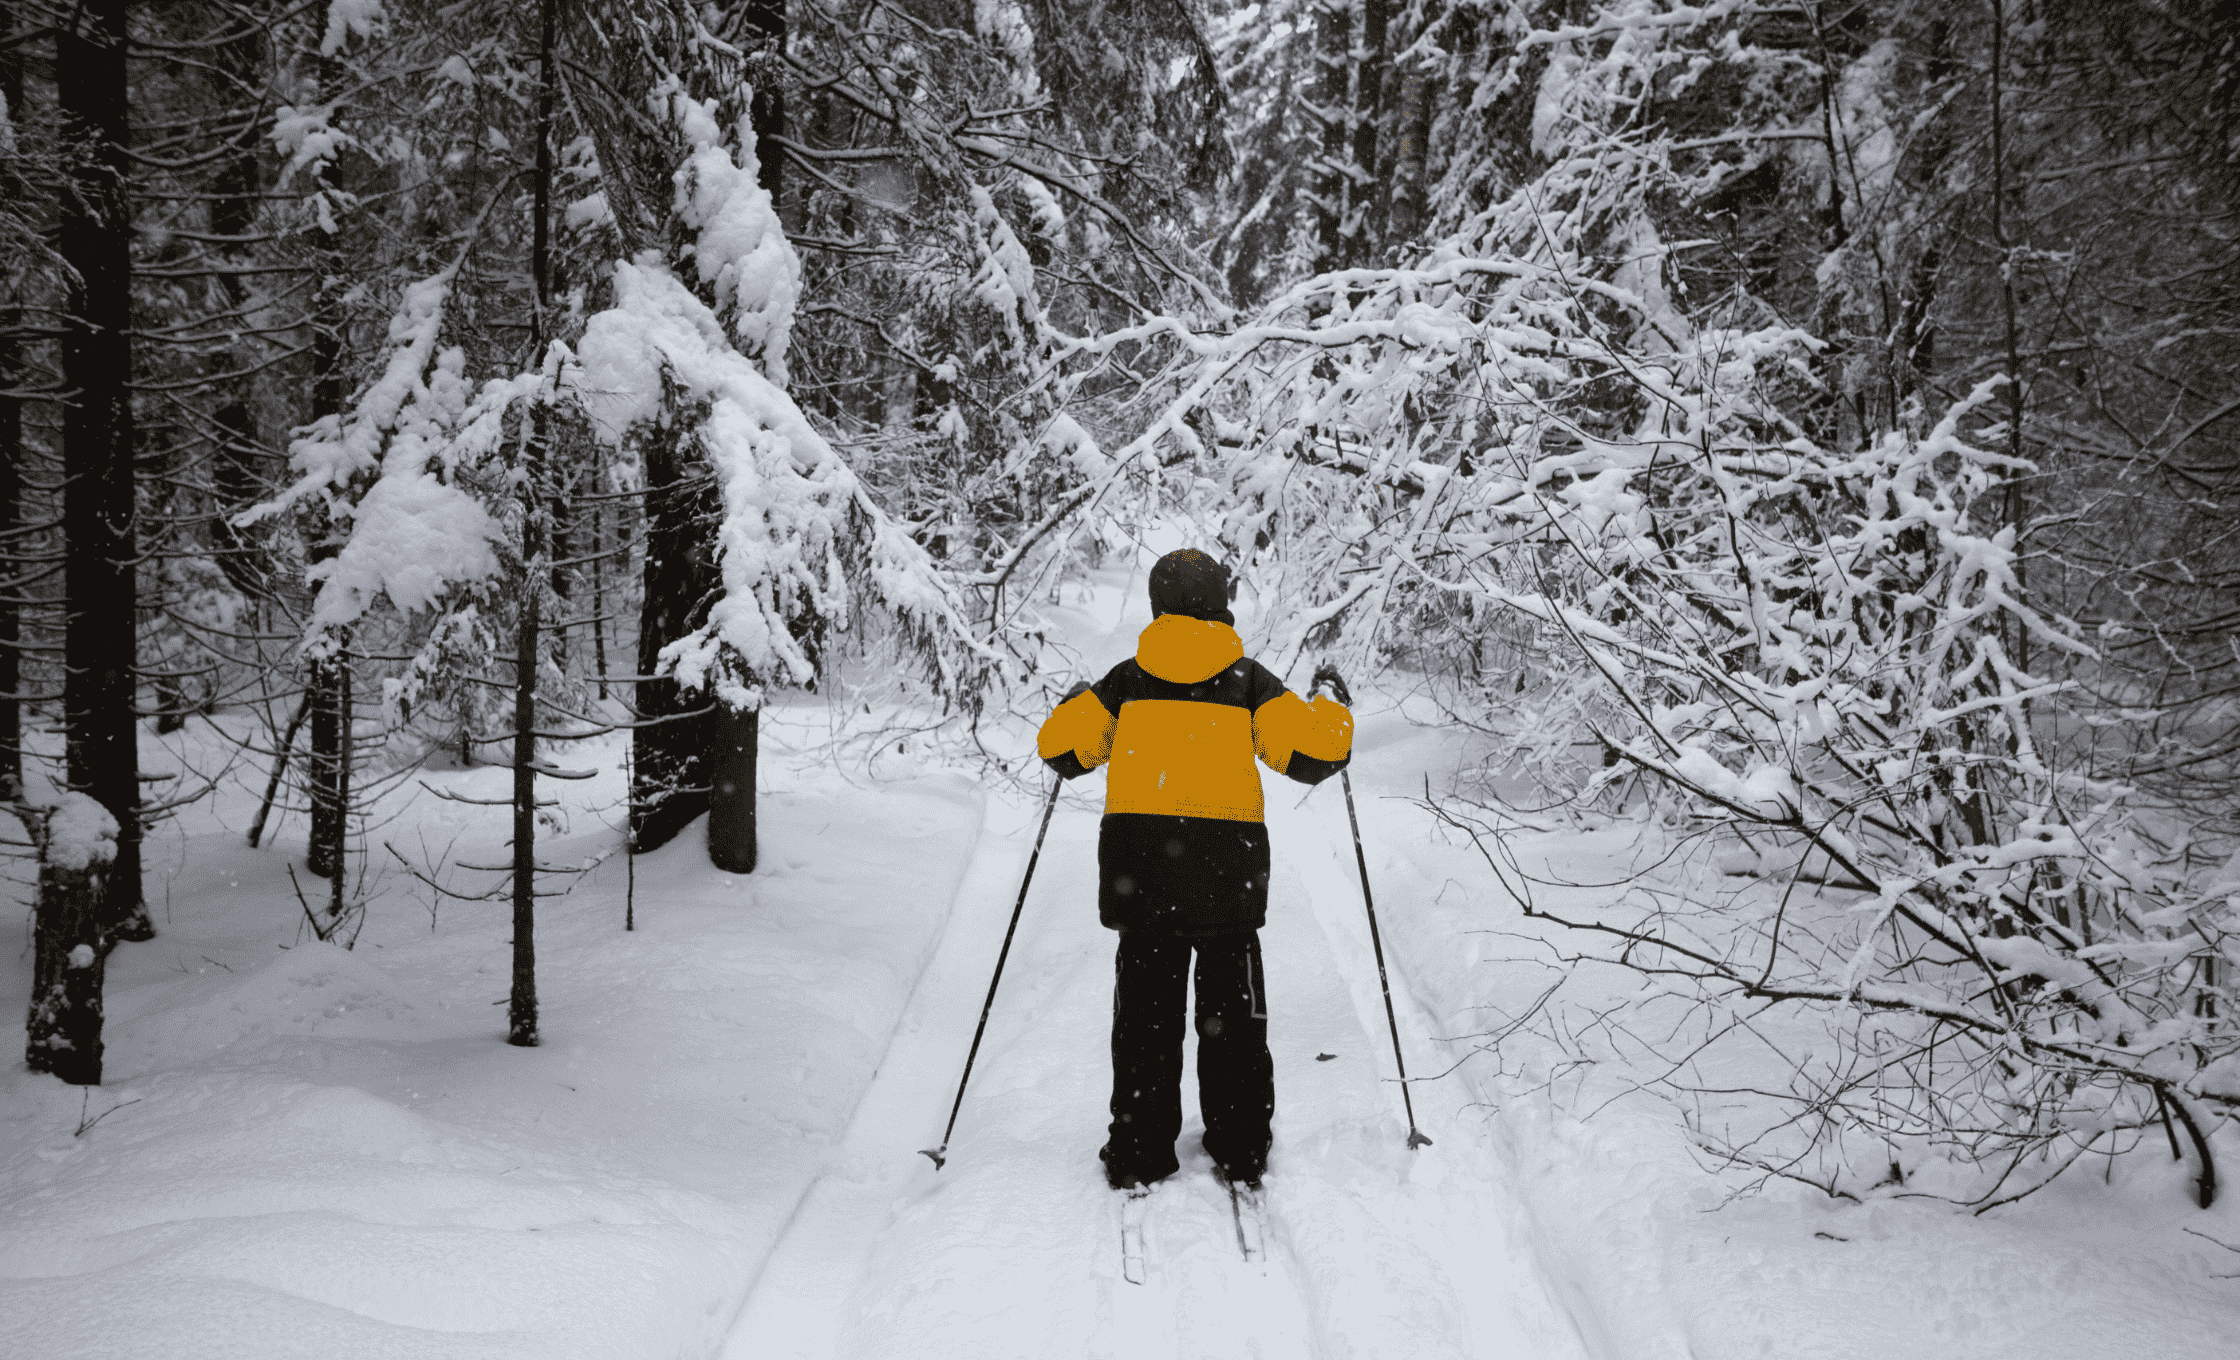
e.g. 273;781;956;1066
1037;616;1354;935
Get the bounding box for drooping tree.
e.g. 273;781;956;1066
1152;0;2240;1208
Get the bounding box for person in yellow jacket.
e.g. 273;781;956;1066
1038;549;1354;1190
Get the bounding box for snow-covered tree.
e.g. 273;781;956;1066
245;18;1013;1037
1029;0;2240;1206
574;74;1004;869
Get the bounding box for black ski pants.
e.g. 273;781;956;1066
1104;928;1272;1180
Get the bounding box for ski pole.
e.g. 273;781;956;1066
920;776;1064;1170
1312;666;1433;1150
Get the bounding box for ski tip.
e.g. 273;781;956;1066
1407;1129;1434;1149
919;1146;947;1170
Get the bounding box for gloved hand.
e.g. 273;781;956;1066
1311;664;1352;706
1063;680;1093;702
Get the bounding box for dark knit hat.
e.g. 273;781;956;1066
1148;549;1234;626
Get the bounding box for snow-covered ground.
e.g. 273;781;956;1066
8;566;2240;1357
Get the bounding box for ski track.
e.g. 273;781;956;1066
720;777;1593;1360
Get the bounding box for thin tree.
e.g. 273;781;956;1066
0;0;24;804
507;0;562;1047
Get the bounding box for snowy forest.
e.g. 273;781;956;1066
6;0;2240;1355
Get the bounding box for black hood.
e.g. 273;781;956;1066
1148;549;1234;626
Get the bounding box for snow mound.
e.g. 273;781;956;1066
0;1075;753;1360
131;942;429;1055
44;793;119;872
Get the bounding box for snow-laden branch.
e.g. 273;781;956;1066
575;78;1004;711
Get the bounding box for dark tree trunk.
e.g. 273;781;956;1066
210;401;270;599
508;0;561;1049
247;689;312;848
0;0;22;804
745;0;784;200
1389;39;1433;251
1352;0;1390;266
58;0;147;943
1312;0;1352;272
302;30;351;881
707;704;757;873
549;465;572;677
1993;24;2028;686
305;653;345;876
507;510;541;1047
0;309;20;804
630;446;717;852
206;25;268;607
301;341;345;877
631;0;785;860
25;809;113;1086
695;0;784;876
590;450;610;700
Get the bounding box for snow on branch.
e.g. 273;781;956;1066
575;80;1002;712
650;76;799;385
1045;2;2240;1206
238;268;502;658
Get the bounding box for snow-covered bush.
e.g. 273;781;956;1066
1422;364;2238;1208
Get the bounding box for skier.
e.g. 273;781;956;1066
1037;548;1354;1191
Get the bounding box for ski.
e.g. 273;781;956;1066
1224;1176;1265;1265
1119;1186;1153;1285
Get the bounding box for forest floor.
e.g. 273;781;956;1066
7;566;2240;1357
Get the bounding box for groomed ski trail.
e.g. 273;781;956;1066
718;772;1593;1360
1272;780;1599;1360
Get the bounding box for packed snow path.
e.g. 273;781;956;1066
13;713;2240;1358
720;774;1591;1360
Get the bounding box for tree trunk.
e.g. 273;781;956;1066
1389;39;1433;251
306;654;344;876
707;704;757;873
301;343;345;878
0;302;20;804
58;0;147;943
1352;0;1390;267
590;453;609;701
619;22;731;848
0;0;22;805
1312;0;1352;273
632;0;782;859
302;287;346;874
1988;0;2029;682
549;467;572;678
210;401;269;599
630;447;717;852
247;689;312;848
746;0;784;200
26;800;116;1087
508;0;561;1050
697;0;783;879
507;511;540;1047
331;649;351;900
302;26;352;881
